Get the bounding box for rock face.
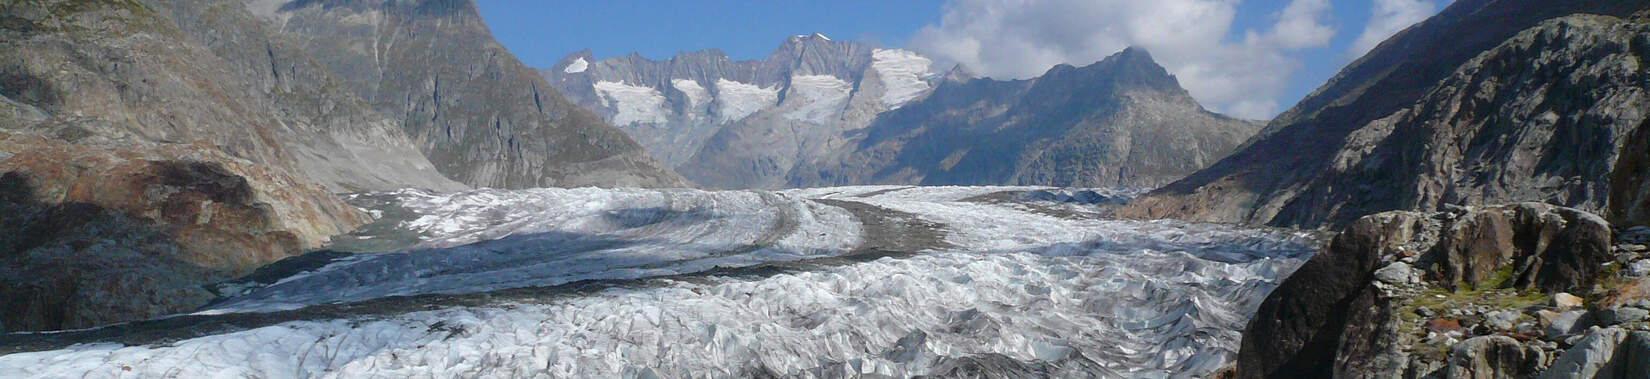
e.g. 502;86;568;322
1444;336;1546;379
547;34;940;189
1235;203;1611;378
789;48;1261;189
259;0;686;189
1124;0;1650;228
0;134;367;331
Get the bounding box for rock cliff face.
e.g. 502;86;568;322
789;48;1259;189
547;34;939;189
1124;0;1650;228
257;0;686;189
0;0;412;331
1235;203;1636;378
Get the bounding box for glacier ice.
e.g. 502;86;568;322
593;81;670;126
783;74;852;123
714;79;780;123
0;186;1317;378
871;49;935;108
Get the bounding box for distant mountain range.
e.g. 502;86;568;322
548;37;1258;189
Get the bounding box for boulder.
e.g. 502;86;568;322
1630;260;1650;277
1485;310;1522;331
1376;262;1417;284
1554;293;1585;310
1538;329;1650;378
1236;211;1428;378
1433;203;1611;294
1443;335;1545;379
1544;311;1595;341
1592;307;1649;326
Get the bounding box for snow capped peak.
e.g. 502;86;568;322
563;57;589;73
812;32;831;41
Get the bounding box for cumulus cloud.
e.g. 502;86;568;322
1348;0;1438;57
909;0;1336;120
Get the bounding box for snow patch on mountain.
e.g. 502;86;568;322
563;57;588;73
714;79;779;123
872;49;935;108
782;75;852;123
593;81;668;126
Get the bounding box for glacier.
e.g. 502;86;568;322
0;186;1317;378
871;49;935;108
593;81;670;126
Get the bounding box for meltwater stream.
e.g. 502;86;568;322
0;186;1317;378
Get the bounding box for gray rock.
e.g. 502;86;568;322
1375;262;1415;284
1444;335;1545;379
1594;307;1650;326
1621;226;1650;245
1540;328;1631;379
1630;260;1650;277
1486;310;1523;331
1546;311;1596;340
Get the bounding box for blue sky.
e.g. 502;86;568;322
478;0;1443;119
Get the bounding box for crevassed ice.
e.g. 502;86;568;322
872;49;934;108
593;81;669;126
207;187;862;313
0;186;1317;378
782;74;851;123
714;79;779;123
562;56;588;73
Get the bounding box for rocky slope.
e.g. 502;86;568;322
0;0;686;332
546;34;940;189
789;48;1261;189
0;0;408;330
1124;0;1650;229
255;0;686;189
1232;203;1650;378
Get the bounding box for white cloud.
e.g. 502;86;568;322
909;0;1336;120
1348;0;1438;57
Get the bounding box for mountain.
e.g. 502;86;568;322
0;0;689;332
254;0;687;189
546;34;942;188
1123;0;1650;229
0;0;432;331
788;48;1262;189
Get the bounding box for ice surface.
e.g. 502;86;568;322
0;186;1317;378
782;74;851;123
714;79;780;123
871;49;934;108
208;188;862;312
593;81;669;126
562;57;588;73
